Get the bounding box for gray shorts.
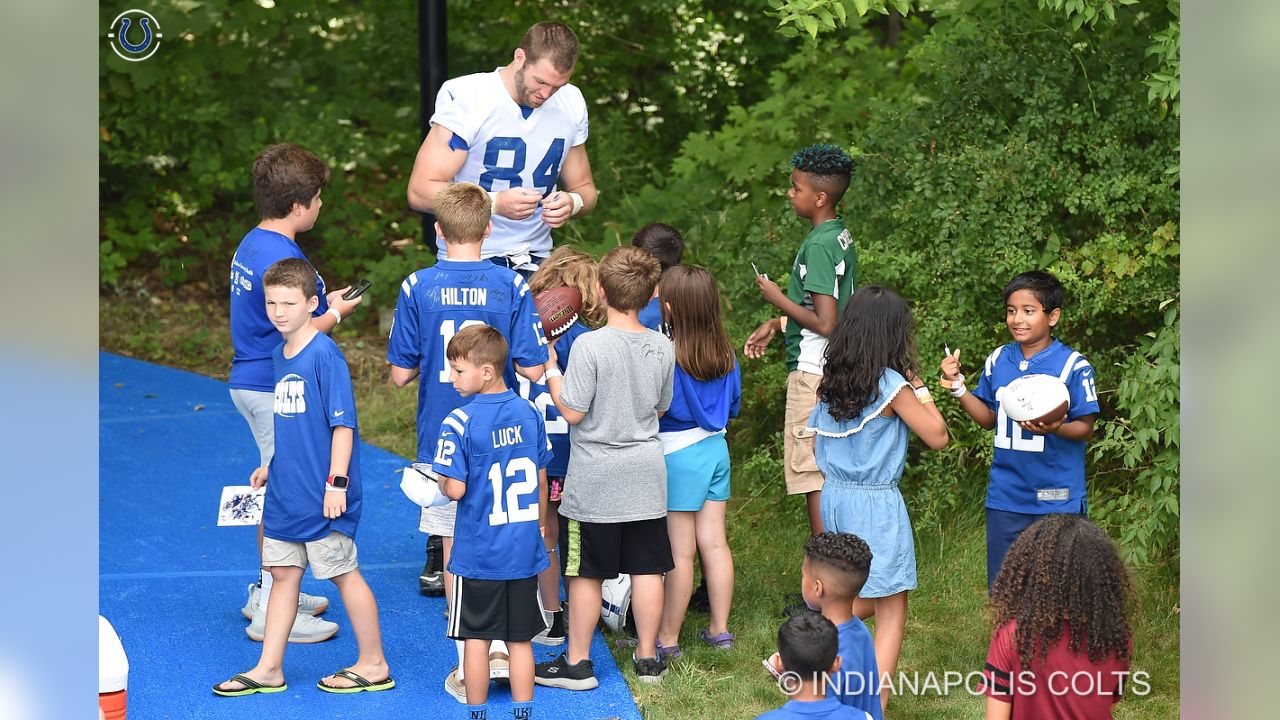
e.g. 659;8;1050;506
262;532;358;580
230;388;274;467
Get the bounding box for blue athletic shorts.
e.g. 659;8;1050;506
985;506;1087;590
664;434;731;512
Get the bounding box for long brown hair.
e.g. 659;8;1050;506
528;245;605;328
658;265;734;380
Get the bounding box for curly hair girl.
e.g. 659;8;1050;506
527;245;605;328
817;285;919;421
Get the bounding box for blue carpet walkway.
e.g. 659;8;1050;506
98;352;640;719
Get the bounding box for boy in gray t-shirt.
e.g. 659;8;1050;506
537;245;676;689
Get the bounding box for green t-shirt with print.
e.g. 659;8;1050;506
784;217;857;373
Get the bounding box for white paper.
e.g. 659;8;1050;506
218;485;266;526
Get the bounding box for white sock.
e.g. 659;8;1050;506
258;569;273;615
455;639;466;680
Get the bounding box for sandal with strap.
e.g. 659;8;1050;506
699;627;736;649
317;669;396;694
213;673;287;697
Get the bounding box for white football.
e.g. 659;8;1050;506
600;574;632;633
1001;374;1070;424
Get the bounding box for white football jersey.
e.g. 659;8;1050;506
431;69;589;258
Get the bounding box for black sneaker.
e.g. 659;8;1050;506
533;609;565;646
534;653;598;690
632;654;668;683
419;535;444;596
690;579;711;613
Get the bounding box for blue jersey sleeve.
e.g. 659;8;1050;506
1065;357;1101;419
507;276;550;368
973;348;1001;410
728;361;742;419
387;275;422;370
319;348;357;430
431;410;470;483
537;410;554;469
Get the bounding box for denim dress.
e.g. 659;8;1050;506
806;368;916;598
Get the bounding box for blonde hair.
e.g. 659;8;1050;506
434;182;491;244
598;245;661;312
528;245;605;328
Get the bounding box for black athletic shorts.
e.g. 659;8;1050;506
560;516;674;579
447;575;547;642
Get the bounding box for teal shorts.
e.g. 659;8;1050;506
664;434;731;511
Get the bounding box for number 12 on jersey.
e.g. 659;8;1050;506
487;457;539;527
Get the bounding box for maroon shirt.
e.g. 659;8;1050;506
980;620;1131;720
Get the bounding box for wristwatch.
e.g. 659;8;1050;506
327;474;350;492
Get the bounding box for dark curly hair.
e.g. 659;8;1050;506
818;286;918;422
791;144;853;203
990;515;1133;668
804;532;872;597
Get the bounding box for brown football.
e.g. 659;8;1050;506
534;286;582;341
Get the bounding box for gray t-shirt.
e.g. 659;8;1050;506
559;326;675;523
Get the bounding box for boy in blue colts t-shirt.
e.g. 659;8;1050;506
214;258;392;698
939;270;1100;589
434;324;552;720
758;612;869;720
631;222;684;334
227;143;365;642
388;181;548;700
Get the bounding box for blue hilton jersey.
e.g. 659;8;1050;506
432;390;553;580
972;339;1101;514
387;260;548;463
264;333;362;543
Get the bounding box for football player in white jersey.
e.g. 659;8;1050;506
408;22;598;271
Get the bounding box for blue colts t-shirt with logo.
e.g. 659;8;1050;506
263;333;361;543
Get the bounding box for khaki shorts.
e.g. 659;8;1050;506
783;370;826;495
262;531;358;580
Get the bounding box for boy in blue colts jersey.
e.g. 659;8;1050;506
214;258;392;697
758;613;870;720
433;324;553;720
939;270;1100;589
228;143;365;642
387;181;548;700
770;533;882;719
631;222;684;334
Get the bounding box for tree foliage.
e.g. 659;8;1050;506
100;0;1179;563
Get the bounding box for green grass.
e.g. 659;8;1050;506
101;291;1180;719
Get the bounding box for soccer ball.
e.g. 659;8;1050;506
600;574;632;634
1001;374;1070;425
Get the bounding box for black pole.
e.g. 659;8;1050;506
419;0;448;253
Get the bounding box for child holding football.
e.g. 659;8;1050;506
805;285;948;714
939;270;1100;589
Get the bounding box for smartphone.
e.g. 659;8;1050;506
342;279;372;301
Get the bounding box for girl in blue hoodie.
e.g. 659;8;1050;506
654;265;742;656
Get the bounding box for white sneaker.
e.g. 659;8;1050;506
489;652;510;682
245;604;338;643
241;582;329;620
444;666;466;703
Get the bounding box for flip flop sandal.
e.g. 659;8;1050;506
213;673;287;697
316;669;396;694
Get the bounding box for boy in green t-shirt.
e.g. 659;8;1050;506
745;144;857;536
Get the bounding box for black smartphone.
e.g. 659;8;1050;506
342;279;372;301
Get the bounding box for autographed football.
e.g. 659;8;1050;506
1001;374;1070;425
534;286;582;341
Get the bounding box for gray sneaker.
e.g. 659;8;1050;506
240;582;329;620
245;604;338;643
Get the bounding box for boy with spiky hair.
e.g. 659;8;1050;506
630;222;685;333
744;144;858;536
